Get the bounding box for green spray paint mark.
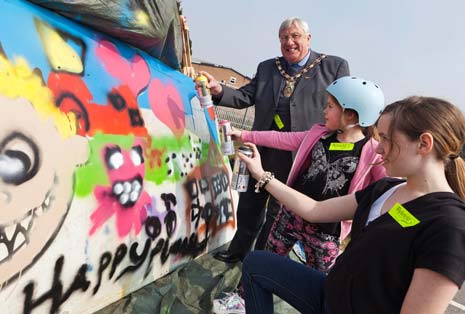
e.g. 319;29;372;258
74;130;225;197
144;132;209;185
74;133;135;197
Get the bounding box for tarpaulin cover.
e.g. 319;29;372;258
28;0;183;69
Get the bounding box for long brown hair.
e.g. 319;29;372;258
381;96;465;200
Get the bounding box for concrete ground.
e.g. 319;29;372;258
96;245;465;314
449;287;465;314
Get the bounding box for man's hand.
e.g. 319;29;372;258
199;71;223;96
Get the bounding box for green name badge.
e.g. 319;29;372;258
329;142;354;151
274;114;285;130
388;202;420;228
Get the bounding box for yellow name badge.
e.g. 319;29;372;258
329;142;354;151
274;114;285;130
388;202;420;228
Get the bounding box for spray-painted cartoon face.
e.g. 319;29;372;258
89;143;150;238
0;95;88;285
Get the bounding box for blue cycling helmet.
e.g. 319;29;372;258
326;76;385;127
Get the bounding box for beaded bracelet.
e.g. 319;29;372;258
254;171;275;193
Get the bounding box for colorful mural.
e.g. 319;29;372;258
0;1;237;313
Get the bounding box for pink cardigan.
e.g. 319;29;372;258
242;124;386;240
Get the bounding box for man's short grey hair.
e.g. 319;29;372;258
279;17;310;34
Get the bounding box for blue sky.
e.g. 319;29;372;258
181;0;465;110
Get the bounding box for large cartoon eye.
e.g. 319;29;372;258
105;146;124;170
130;145;144;166
0;132;39;185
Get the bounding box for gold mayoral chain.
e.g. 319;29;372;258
275;54;327;98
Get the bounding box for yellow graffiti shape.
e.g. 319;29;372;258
134;9;150;27
0;55;76;138
35;18;83;74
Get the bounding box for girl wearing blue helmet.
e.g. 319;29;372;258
225;76;386;273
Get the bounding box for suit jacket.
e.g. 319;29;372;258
214;50;350;132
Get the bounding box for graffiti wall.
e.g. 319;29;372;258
0;1;237;313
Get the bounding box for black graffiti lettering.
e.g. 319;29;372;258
190;232;207;257
185;178;198;199
23;256;90;314
211;175;222;198
192;204;202;228
161;193;177;237
199;177;209;194
93;252;112;295
161;192;177;209
145;216;162;240
19;184;233;313
185;171;234;230
61;264;90;304
202;201;214;225
168;237;188;258
144;238;165;279
23;258;63;314
220;171;229;192
211;171;229;199
185;179;203;228
161;238;170;264
164;210;177;238
116;239;151;281
188;183;203;228
169;237;187;255
190;202;202;228
109;244;127;280
218;198;233;225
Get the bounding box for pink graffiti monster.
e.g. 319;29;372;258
89;142;150;238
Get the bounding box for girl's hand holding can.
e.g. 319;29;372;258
227;127;242;141
238;143;265;180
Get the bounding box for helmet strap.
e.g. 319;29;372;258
337;123;360;134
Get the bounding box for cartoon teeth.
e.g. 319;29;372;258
3;224;16;242
0;206;37;262
0;244;7;263
0;192;53;263
112;177;142;207
13;232;26;251
20;214;32;230
0;222;28;262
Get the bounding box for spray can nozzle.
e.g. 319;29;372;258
195;74;210;97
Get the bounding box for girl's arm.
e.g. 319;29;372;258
240;130;307;151
266;179;357;222
240;143;358;222
400;268;458;314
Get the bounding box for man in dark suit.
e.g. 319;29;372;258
202;17;349;263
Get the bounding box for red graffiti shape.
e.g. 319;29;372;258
48;72;147;136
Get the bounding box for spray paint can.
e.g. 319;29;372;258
231;146;253;192
194;74;213;109
219;120;235;155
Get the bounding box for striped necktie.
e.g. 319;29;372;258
288;64;300;76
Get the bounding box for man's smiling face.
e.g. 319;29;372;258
279;22;311;64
